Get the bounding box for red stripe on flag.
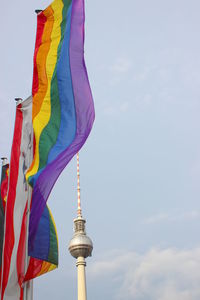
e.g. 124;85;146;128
24;257;43;281
1;104;23;300
17;202;28;288
32;12;47;97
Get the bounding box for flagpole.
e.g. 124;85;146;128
23;150;33;300
14;98;33;300
23;166;33;300
23;184;33;300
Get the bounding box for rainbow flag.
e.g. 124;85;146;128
0;162;9;283
26;0;95;251
0;163;9;213
0;98;58;300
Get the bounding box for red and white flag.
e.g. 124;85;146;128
1;97;33;300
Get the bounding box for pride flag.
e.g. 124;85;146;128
0;162;9;283
0;163;9;213
26;0;95;251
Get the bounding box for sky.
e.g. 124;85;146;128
1;0;200;299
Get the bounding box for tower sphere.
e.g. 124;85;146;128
68;217;93;259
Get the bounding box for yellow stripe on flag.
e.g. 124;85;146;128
26;0;63;180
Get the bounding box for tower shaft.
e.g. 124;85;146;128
76;257;87;300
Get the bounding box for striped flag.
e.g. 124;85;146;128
1;97;58;300
26;0;95;252
1;97;33;300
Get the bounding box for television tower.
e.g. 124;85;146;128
68;153;93;300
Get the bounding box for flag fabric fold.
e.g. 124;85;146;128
24;205;58;281
26;0;95;253
0;97;58;300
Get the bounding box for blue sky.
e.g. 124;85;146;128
1;0;200;299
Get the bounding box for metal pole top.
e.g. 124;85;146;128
1;157;8;166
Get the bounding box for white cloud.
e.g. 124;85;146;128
103;101;130;117
119;102;129;112
176;211;200;221
132;67;153;82
88;247;200;300
143;213;169;224
106;57;133;86
110;58;132;74
143;211;200;225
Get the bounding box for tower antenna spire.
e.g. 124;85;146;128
77;152;82;218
